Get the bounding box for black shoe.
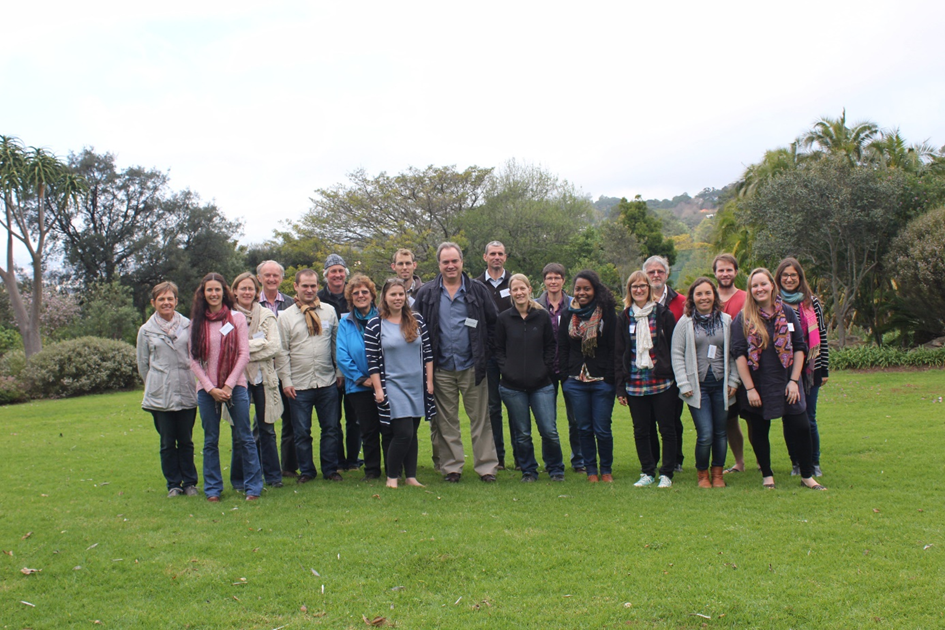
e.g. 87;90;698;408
327;472;343;482
674;463;684;473
496;461;506;471
573;466;586;473
361;473;380;482
282;469;299;478
480;474;497;483
550;474;565;482
269;481;284;488
297;475;315;484
521;474;537;483
444;472;461;483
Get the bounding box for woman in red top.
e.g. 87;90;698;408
189;273;262;502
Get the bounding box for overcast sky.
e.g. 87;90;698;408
4;1;944;250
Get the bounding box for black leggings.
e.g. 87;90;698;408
387;417;421;479
628;388;678;478
745;411;813;478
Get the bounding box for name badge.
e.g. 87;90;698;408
499;288;510;298
464;318;478;328
220;322;234;336
707;344;718;359
787;323;795;332
629;324;636;334
252;331;266;339
408;296;415;307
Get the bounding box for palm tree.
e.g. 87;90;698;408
736;139;805;198
801;108;878;166
868;129;939;172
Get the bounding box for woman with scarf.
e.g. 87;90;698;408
775;258;829;477
615;271;678;488
229;272;283;490
559;270;617;482
337;273;390;481
190;272;262;502
731;268;825;490
365;278;435;489
671;277;739;488
137;281;199;498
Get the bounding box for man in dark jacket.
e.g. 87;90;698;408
475;240;520;470
413;242;499;482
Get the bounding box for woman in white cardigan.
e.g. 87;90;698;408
229;272;285;489
671;277;739;488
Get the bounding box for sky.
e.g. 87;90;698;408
3;1;944;252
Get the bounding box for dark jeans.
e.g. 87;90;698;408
198;386;263;497
488;357;522;466
289;385;341;479
627;386;678;478
747;410;813;478
231;383;282;486
687;372;728;470
553;375;583;469
336;387;363;470
348;390;392;478
562;379;615;476
151;408;198;491
500;383;564;477
278;382;298;473
387;417;421;479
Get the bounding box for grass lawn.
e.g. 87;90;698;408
1;370;942;629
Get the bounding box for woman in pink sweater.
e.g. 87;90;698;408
189;273;262;501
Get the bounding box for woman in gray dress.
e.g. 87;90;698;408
365;278;435;489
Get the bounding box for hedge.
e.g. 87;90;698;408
831;346;945;370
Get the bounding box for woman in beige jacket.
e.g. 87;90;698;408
229;272;285;489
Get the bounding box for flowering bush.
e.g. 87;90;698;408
19;337;138;399
0;376;28;405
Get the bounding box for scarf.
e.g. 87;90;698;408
295;296;323;336
692;309;722;337
235;302;264;384
780;290;821;365
747;296;792;371
153;311;181;339
568;297;602;357
351;306;378;337
201;305;240;389
630;302;656;369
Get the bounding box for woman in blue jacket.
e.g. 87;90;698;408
336;273;390;481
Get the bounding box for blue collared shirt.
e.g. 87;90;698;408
437;276;474;372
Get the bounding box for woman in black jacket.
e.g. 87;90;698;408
616;271;678;488
496;274;564;482
559;270;617;482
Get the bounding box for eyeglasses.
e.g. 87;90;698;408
351;289;371;296
630;284;649;291
781;273;799;280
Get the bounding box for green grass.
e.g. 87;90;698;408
1;371;943;629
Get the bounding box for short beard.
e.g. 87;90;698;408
717;278;733;289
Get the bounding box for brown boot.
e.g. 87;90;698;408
711;466;726;488
697;469;711;488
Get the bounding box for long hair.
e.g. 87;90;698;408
742;268;777;350
572;269;616;313
190;272;235;361
508;273;543;312
379;278;419;343
344;273;377;311
231;272;260;304
774;257;813;309
623;270;653;308
684;277;722;317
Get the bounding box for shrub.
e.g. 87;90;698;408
0;376;28;405
0;326;22;355
60;282;143;346
19;337;138;399
0;349;26;378
831;346;945;370
885;206;945;341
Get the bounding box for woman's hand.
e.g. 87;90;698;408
682;390;693;398
617;395;628;407
728;386;738;398
785;380;800;405
374;389;385;404
821;377;829;386
426;382;434;396
747;388;762;407
209;387;229;403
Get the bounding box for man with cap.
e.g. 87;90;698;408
318;253;363;472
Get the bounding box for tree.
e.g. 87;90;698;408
293;165;492;280
0;136;84;356
54;149;171;287
736;141;804;198
459;160;594;280
801;108;878;166
746;159;907;347
615;196;676;265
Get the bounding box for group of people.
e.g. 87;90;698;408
136;241;829;501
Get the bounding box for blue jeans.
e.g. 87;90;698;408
488;357;522;466
553;375;583;469
500;383;564;477
198;386;262;497
290;386;341;479
562;379;615;476
231;383;282;487
687;371;728;470
807;385;821;465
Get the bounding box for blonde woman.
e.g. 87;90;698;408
496;274;564;482
230;272;284;489
731;268;825;491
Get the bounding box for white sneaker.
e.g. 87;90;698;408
634;474;655;487
658;475;673;488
